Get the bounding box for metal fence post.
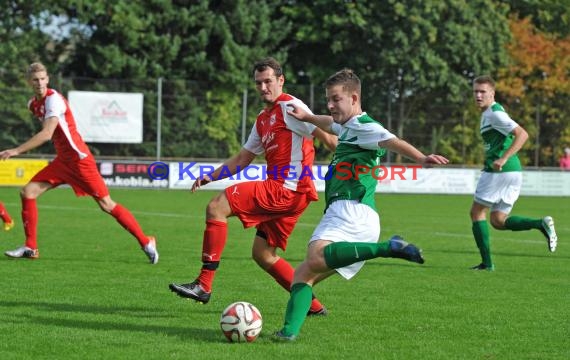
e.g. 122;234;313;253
156;77;163;160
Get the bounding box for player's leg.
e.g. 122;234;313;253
251;233;327;315
490;171;556;252
169;189;232;302
275;240;335;341
0;201;14;231
314;200;424;272
4;181;52;259
471;173;497;270
500;211;557;252
96;195;158;264
470;201;493;270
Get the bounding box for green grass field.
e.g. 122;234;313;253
0;187;568;360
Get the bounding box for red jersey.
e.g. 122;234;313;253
28;88;91;162
243;93;318;200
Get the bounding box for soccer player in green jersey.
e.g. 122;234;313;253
273;69;448;341
469;75;558;271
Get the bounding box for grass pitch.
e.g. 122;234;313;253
0;187;568;360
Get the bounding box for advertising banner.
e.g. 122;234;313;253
98;161;168;189
69;91;143;143
0;159;49;186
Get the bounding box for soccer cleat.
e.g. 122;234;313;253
272;330;297;342
389;235;425;264
4;246;39;259
168;281;211;304
307;307;328;317
143;236;159;264
541;216;558;252
3;220;14;231
470;263;495;271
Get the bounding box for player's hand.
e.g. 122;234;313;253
190;174;213;192
0;148;20;160
286;104;310;122
421;154;449;167
492;158;506;171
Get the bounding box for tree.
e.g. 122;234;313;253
47;0;292;158
0;1;63;152
284;0;512;164
497;16;570;166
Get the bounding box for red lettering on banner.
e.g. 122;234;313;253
115;164;149;174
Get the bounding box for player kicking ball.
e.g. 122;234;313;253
273;69;448;341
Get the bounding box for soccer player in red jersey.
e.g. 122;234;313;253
0;62;158;263
169;58;337;315
0;202;14;231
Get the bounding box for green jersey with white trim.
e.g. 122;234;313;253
480;102;522;172
324;113;395;211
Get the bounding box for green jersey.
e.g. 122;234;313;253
480;102;522;172
324;113;395;211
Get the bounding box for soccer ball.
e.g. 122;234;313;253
220;301;263;343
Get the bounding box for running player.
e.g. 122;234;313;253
0;62;158;263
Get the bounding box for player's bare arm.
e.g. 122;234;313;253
492;125;528;171
0;116;58;160
191;148;257;192
287;105;335;134
312;127;337;152
379;138;449;166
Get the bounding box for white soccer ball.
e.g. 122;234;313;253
220;301;263;343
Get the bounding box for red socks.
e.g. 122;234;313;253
197;220;228;292
22;198;38;249
0;202;12;224
110;204;148;247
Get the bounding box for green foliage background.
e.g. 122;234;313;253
1;0;569;166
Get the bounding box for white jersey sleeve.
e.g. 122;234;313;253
243;123;264;155
331;122;343;136
356;122;396;150
490;111;518;136
44;92;67;122
280;99;317;138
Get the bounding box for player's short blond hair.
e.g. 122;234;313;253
27;62;48;79
325;68;361;97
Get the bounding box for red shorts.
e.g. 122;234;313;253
31;156;109;199
225;180;314;250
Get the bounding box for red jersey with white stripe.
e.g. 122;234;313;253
28;88;91;162
243;93;318;200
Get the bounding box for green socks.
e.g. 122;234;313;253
282;283;313;337
323;241;391;269
472;220;492;267
504;216;543;231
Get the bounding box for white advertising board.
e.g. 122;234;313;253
69;91;143;143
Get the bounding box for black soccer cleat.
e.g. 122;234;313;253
389;235;425;264
272;330;297;342
470;263;495;271
307;306;328;317
168;281;211;304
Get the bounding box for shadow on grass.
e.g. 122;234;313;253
431;248;570;260
0;300;222;342
19;314;219;342
0;299;219;316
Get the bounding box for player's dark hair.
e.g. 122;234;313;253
325;68;361;97
252;57;283;78
473;75;495;89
